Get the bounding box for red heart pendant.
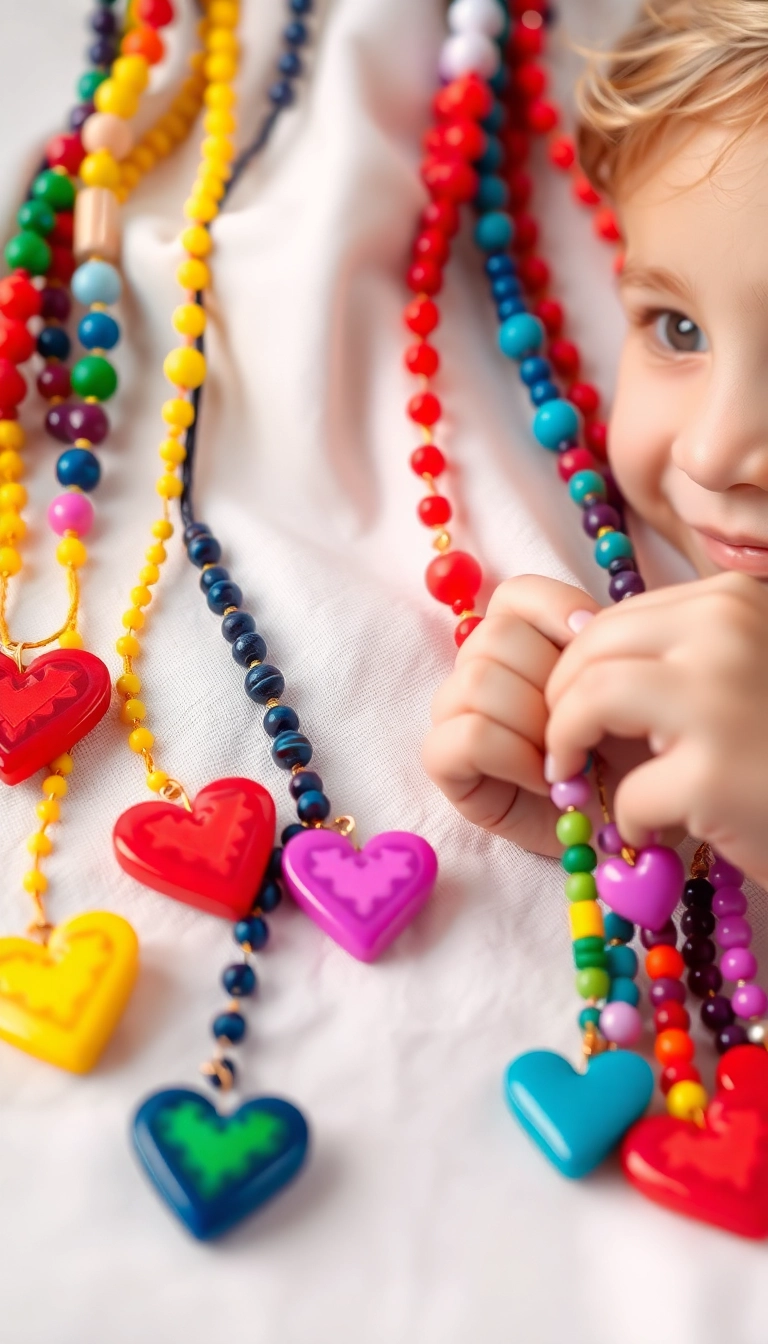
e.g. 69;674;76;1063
113;777;276;920
0;648;111;785
716;1044;768;1113
622;1095;768;1239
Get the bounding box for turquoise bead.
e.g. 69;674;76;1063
608;976;640;1006
578;1006;601;1030
72;260;122;307
474;211;513;252
606;945;638;980
532;398;580;450
604;912;634;943
595;530;634;568
77;69;108;102
569;469;607;505
475;175;509;211
498;312;544;360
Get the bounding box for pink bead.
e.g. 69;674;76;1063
550;775;591;810
712;885;747;917
732;984;768;1021
716;916;752;949
710;855;744;888
721;947;758;981
599;1001;643;1046
48;492;94;537
597;823;623;855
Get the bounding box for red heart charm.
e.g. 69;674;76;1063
622;1095;768;1239
0;648;111;785
716;1044;768;1113
113;778;276;920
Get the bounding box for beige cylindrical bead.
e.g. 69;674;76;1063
74;187;121;262
81;112;134;161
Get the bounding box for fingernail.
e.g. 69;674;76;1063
567;609;595;633
544;752;556;783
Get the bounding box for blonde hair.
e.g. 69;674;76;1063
576;0;768;197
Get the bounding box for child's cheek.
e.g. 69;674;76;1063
607;336;675;526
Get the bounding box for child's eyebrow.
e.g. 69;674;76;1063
618;263;694;305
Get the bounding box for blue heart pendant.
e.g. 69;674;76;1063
133;1088;310;1239
505;1049;653;1179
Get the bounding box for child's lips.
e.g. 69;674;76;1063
693;526;768;575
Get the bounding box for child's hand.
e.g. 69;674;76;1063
422;575;602;856
545;571;768;885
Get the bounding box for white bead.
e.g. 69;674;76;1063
438;31;500;81
448;0;506;38
747;1021;767;1045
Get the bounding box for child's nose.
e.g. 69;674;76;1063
671;371;768;493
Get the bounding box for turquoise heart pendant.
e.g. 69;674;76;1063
133;1089;310;1239
505;1049;653;1178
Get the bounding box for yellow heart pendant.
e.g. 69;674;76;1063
0;911;139;1073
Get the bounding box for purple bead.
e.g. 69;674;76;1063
69;102;94;132
733;984;768;1020
550;776;591;810
88;36;117;65
609;571;646;602
701;994;735;1031
683;877;714;908
582;503;621;539
63;401;109;445
710;855;744;889
597;823;623;855
680;908;715;937
45;404;73;444
41;286;71;322
688;964;723;998
717;916;752;949
649;976;687;1008
681;936;716;968
90;8;117;33
712;885;747;917
603;468;624;511
716;1023;749;1054
641;921;677;950
608;556;635;575
38;364;71;400
721;948;758;982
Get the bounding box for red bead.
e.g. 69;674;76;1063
512;213;538;253
406;260;443;296
136;0;174;27
512;0;547;12
585;421;608;459
36;363;70;401
557;447;597;483
410;445;445;478
517;255;550;292
0;359;26;407
0;272;41;321
655;1002;691;1033
512;21;543;58
514;63;547;98
504;129;530;166
573;173;601;206
433;74;493;123
418;496;452;527
568;382;600;417
47;246;75;284
45;132;84;175
423;127;446;156
405;343;439;377
413;229;449;266
404;297;439;336
455;616;482;647
534;298;564;337
594;206;622;242
549;338;581;379
0;318;34;365
426;551;483;607
407;392;441;427
421;157;478;204
121;25;165;64
659;1061;702;1095
507;170;532;211
526;99;559;135
442;119;486;161
421;199;460;238
50;213;74;247
548;135;576;170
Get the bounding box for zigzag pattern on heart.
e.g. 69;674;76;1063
139;793;257;877
0;662;81;745
0;928;114;1026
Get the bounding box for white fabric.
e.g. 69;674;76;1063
2;2;768;1340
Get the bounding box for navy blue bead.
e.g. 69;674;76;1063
263;704;299;737
56;447;100;492
284;19;307;43
207;579;243;615
259;877;283;910
200;564;229;592
221;609;254;643
297;789;331;823
232;630;267;666
491;275;521;302
281;823;305;845
520;356;552;386
245;664;286;703
489;65;508;95
269;80;294;105
222;963;257;997
476;137;503;174
279;50;302;76
37;326;70;360
90;9;117;33
272;730;312;769
481;102;506;134
89;36;117;65
485;253;514;279
234;916;269;951
290;0;312;12
267;848;283;881
530;380;560;406
212;1011;246;1044
188;533;221;567
289;769;323;799
78;310;120;351
496;298;526;320
183;521;210;544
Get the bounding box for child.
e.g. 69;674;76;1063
423;0;768;888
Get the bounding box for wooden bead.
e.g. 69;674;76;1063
74;187;121;263
81;112;135;161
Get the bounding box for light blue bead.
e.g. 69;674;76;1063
530;380;559;407
604;912;634;943
72;259;121;307
498;312;544;360
595;530;634;568
608;976;640;1006
532;398;580;450
474;175;509;211
606;945;638;980
569;469;607;505
78;310;120;351
474;211;513;252
497;298;526;320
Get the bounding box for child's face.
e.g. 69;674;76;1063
611;123;768;578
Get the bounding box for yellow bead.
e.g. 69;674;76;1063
0;421;24;451
667;1080;709;1121
130;145;156;173
59;629;84;650
120;162;142;190
116;634;141;657
204;81;236;109
0;546;22;576
146;769;169;792
156;473;183;499
204;52;237;82
176;92;204;120
122;607;146;630
179;226;212;259
195;171;225;201
183;193;219;224
201;134;235;163
128;726;154;753
176;258;210;291
42;775;68;798
206;31;238;57
140;563;160;586
172;304;206;339
0;511;26;543
36;799;60;824
49;752;74;775
116;672;141;696
0;482;27;509
56;537;87;568
208;3;239;30
80;149;121;191
568;900;605;941
121;698;147;724
146;128;173;158
161;112;188;143
130;585;152;607
112;54;150;91
94;79;140;119
163;346;206;390
203;107;236;135
23;870;48;895
0;450;24;481
27;832;53;857
151;518;174;540
162;397;195;428
159;439;186;465
145;543;167;564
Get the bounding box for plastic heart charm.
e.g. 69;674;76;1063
0;648;111;786
281;827;437;961
506;1048;654;1178
622;1095;768;1239
113;777;276;920
0;911;138;1073
596;844;684;932
133;1088;309;1240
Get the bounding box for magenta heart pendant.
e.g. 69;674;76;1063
596;844;684;931
281;829;438;962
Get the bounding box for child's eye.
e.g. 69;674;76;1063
654;311;709;354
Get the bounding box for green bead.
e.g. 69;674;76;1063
17;199;55;237
32;169;76;213
573;936;605;955
71;355;118;402
77;69;108;102
579;1006;601;1029
576;966;610;1000
4;230;51;277
564;872;598;902
556;810;592;847
574;948;608;971
561;844;597;874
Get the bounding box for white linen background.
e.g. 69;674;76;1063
0;1;766;1341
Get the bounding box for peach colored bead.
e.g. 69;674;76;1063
81;112;135;161
74;187;121;262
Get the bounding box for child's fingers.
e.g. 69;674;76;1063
613;746;694;848
422;712;551;803
486;574;602;649
430;659;548;744
455;612;562;690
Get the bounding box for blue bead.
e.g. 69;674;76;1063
284;19;307;43
499;313;544;361
474;210;513;252
608;976;640;1006
78;310;120;351
269;80;294;105
267;848;283;881
532;398;580;450
281;823;305;845
206;1058;237;1090
606;945;639;980
37;326;70;360
221;609;255;643
279;50;301;76
290;0;312;12
604;912;634;944
569;469;607;505
56;448;100;492
595;531;634;568
520;356;551;386
474;176;509;212
232;631;267;666
530;380;560;407
259;878;283;910
578;1006;601;1029
244;664;285;703
72;259;121;306
183;521;209;544
491;275;521;302
289;770;322;799
199;565;229;592
187;533;221;567
207;579;243;615
271;730;312;769
234;916;269;951
489;65;508;95
212;1011;246;1044
222;963;257;997
485;253;514;278
476;137;503;174
263;704;299;737
496;298;526;320
482;102;506;133
297;789;331;823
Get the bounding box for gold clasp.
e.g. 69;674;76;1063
328;815;357;844
1;642;26;673
159;778;193;812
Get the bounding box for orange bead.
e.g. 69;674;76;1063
122;25;165;64
645;945;684;981
655;1028;695;1066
